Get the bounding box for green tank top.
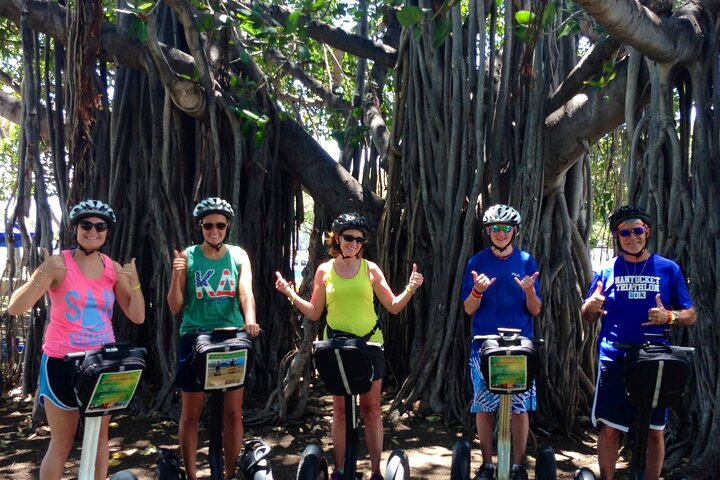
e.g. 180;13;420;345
325;258;383;343
180;245;246;335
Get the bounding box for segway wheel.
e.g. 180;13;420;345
109;472;139;480
573;467;597;480
450;439;471;480
384;449;410;480
535;444;557;480
296;443;329;480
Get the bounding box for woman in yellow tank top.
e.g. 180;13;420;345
275;212;423;480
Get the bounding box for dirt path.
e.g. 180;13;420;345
0;389;600;479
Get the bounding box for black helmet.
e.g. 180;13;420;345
331;212;369;235
609;205;652;233
483;204;521;226
69;200;116;226
193;197;234;222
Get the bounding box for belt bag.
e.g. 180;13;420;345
192;328;254;392
314;335;375;396
69;342;146;417
480;337;537;394
624;345;692;409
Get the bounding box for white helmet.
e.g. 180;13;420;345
69;200;116;226
482;204;521;226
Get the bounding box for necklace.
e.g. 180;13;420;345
623;255;649;278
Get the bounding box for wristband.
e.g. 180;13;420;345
471;288;483;299
667;310;679;325
288;293;295;305
405;286;415;295
131;283;141;291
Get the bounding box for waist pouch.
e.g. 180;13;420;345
192;328;254;392
314;330;384;396
68;342;146;417
480;337;537;394
623;345;692;409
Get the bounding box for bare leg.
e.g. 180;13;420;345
179;391;205;480
597;423;621;480
223;388;245;479
511;412;528;465
475;411;495;466
331;395;346;472
359;380;383;475
644;428;665;480
40;402;80;480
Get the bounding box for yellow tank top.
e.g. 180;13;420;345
325;258;383;343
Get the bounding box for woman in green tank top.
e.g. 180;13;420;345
167;197;260;480
275;212;424;480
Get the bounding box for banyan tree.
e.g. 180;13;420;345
0;0;719;475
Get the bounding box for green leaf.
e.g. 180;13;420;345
557;19;579;38
137;2;153;11
397;6;424;27
514;10;535;25
285;11;301;33
432;18;452;49
541;1;557;27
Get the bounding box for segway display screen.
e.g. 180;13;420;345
202;349;248;390
85;369;143;415
487;355;528;392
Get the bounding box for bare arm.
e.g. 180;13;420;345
113;258;145;324
167;249;187;315
237;249;259;337
370;261;424;315
274;263;330;321
7;249;66;315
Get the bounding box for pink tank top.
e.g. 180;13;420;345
43;250;117;358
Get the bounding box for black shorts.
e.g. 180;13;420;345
39;353;80;410
368;345;385;381
174;333;204;392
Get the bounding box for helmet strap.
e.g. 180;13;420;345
205;239;224;252
489;230;515;257
615;238;647;259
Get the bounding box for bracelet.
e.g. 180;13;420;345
288;293;295;305
667;310;679;325
471;288;483;299
131;283;141;291
405;286;415;295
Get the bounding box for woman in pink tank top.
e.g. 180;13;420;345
8;200;145;480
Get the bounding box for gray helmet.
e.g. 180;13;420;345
69;200;116;226
609;205;652;233
483;204;521;226
331;212;369;235
193;197;234;222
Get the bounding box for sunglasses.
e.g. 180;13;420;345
618;226;646;237
201;222;228;231
79;220;109;232
489;225;513;233
341;234;366;244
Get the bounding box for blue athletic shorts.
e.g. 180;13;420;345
592;358;667;432
469;347;536;414
38;353;80;410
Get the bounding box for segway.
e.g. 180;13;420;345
189;327;260;480
574;332;694;480
451;328;556;480
297;333;410;480
64;342;147;480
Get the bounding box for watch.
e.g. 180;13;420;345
670;311;679;325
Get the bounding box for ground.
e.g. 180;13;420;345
0;387;604;479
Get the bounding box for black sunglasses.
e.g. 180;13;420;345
201;222;228;231
618;227;646;237
79;220;109;232
341;233;366;244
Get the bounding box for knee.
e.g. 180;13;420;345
360;404;381;424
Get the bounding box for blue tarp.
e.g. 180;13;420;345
0;232;26;247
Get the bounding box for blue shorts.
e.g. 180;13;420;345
469;347;536;414
38;353;80;410
174;333;205;392
592;358;667;432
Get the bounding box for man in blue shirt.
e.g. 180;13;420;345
581;205;696;480
461;204;541;480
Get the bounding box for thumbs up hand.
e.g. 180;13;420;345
644;294;670;326
172;249;187;277
406;263;424;293
584;281;606;316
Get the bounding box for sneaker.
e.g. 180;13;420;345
369;473;384;480
510;465;528;480
473;464;495;480
330;472;343;480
